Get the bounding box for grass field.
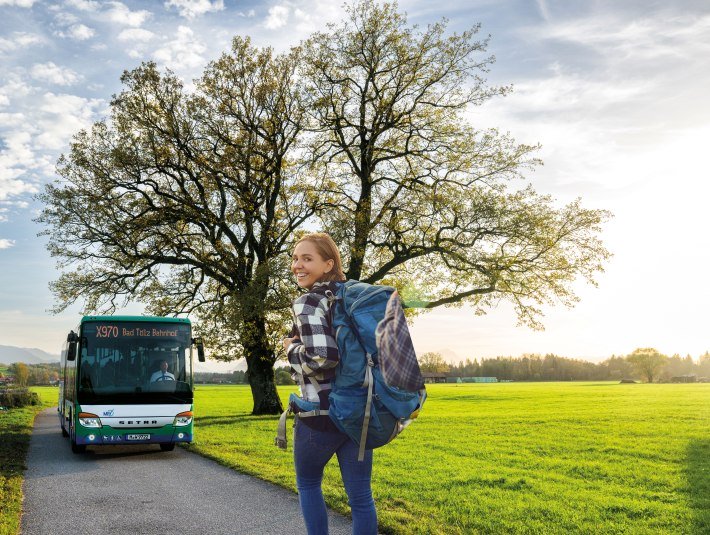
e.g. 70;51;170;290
186;382;710;534
0;386;56;535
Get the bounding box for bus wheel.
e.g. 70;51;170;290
70;422;86;453
160;443;175;452
61;425;69;437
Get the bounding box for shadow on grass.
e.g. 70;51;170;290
687;438;710;533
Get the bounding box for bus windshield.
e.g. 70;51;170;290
78;321;193;404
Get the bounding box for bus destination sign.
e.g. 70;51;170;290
95;325;180;338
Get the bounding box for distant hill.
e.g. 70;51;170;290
0;345;59;365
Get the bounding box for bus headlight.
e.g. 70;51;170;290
78;412;102;428
173;411;193;426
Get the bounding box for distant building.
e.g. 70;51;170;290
442;376;499;383
422;372;447;384
671;375;697;383
461;377;498;383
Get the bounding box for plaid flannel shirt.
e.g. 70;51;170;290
287;281;340;388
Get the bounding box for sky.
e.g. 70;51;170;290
0;0;709;367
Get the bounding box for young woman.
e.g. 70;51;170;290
283;232;378;535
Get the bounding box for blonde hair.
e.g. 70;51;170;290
295;232;346;283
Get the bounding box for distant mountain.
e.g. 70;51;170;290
0;345;59;365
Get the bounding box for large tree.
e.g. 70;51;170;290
39;1;611;416
418;352;450;374
38;38;316;414
302;0;611;327
626;348;668;383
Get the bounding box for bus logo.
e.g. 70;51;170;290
103;409;114;417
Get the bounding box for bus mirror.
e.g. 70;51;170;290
192;337;206;362
67;330;78;343
67;341;77;361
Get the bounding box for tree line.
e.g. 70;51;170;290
1;363;61;386
418;349;710;383
195;367;296;386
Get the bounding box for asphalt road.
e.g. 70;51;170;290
22;408;353;534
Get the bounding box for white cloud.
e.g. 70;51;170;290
265;5;289;29
0;238;15;249
0;95;8;107
54;11;79;25
34;92;105;150
52;11;95;40
65;0;99;11
0;32;43;52
0;0;35;6
153;26;207;70
260;1;342;37
164;0;224;20
2;74;35;99
30;62;82;86
117;28;155;42
537;12;710;63
0;83;104;203
67;23;95;40
105;1;152;27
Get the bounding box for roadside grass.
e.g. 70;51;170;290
0;386;56;535
187;382;710;534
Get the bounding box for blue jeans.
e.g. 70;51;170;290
294;418;377;535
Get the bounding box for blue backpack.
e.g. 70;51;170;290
326;280;426;461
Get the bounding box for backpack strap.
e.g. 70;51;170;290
275;405;331;452
358;355;375;461
275;406;292;450
290;361;323;393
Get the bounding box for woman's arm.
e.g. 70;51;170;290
287;292;339;378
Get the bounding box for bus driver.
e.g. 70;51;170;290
150;360;175;382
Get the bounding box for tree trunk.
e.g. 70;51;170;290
347;179;372;280
243;316;283;415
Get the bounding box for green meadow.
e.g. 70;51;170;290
0;386;56;535
187;382;709;534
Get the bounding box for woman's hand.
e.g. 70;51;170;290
283;336;300;352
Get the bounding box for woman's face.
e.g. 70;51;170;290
292;241;334;290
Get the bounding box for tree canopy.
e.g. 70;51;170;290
302;0;611;327
626;348;668;383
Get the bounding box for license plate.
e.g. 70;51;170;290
126;434;150;440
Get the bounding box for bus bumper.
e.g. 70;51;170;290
74;425;193;446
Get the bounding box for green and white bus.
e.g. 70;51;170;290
59;316;205;454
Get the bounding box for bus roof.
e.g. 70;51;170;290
80;316;191;324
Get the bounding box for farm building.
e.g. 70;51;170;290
461;377;498;383
441;376;499;383
422;372;447;384
671;375;697;383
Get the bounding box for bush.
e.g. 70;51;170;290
0;388;40;409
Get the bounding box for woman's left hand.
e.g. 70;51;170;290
283;336;300;351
